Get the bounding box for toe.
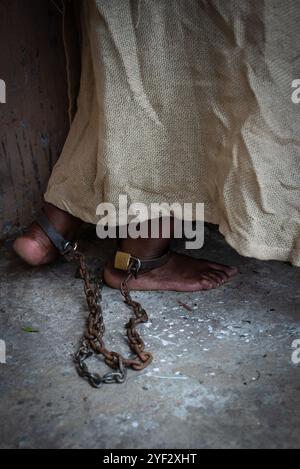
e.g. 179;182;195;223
223;266;238;278
209;269;228;284
208;262;238;277
200;274;218;289
206;271;225;285
199;278;214;290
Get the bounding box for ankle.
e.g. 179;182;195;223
117;217;173;259
118;238;170;260
43;202;82;239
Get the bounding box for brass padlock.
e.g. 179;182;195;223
114;251;132;271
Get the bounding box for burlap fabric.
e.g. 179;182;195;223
45;0;300;266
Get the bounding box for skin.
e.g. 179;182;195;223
13;203;238;291
13;203;81;266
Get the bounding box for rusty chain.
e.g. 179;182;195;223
64;244;153;388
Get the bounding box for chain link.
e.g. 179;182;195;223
66;244;152;388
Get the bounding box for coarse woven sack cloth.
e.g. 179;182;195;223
45;0;300;266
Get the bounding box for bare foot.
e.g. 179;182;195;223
104;252;238;292
13;203;82;266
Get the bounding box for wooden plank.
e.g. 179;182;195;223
0;0;70;238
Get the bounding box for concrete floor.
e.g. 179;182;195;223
0;225;299;449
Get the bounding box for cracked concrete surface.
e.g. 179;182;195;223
0;225;299;448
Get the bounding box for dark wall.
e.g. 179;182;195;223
0;0;70;239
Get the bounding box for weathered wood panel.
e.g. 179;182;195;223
0;0;70;238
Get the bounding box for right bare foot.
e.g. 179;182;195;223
104;252;238;292
13;203;82;266
104;221;238;291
